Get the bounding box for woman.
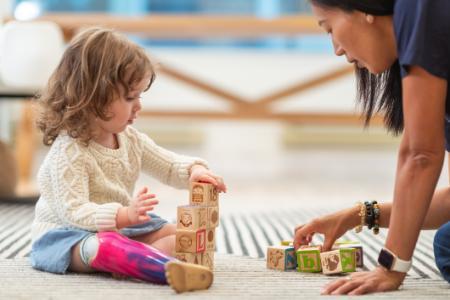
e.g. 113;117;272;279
294;0;450;295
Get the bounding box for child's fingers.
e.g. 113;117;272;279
138;193;156;201
138;215;151;222
197;174;218;186
141;199;159;206
138;207;154;215
137;187;148;196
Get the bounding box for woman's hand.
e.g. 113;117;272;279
321;267;405;295
189;164;227;193
294;206;360;251
127;187;159;225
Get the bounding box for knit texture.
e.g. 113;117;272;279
31;126;207;242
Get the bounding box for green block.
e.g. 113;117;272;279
340;248;356;272
296;248;322;273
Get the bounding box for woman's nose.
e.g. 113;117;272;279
332;40;345;56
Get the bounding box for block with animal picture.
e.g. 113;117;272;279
334;241;364;268
177;205;207;230
201;251;214;270
205;228;216;251
207;206;220;228
296;246;322;273
174;252;203;265
320;248;356;275
267;245;297;271
175;229;206;253
190;182;219;207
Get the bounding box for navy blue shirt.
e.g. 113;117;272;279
393;0;450;149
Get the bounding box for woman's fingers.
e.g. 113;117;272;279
321;277;350;295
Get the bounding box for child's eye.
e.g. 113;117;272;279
126;96;141;102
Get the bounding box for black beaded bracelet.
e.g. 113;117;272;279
364;200;380;233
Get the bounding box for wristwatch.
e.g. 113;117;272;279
378;248;412;273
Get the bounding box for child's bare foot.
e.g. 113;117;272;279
165;261;213;293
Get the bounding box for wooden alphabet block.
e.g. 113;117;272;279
175;229;206;253
205;228;216;251
334;242;364;268
174;252;202;265
201;251;214;270
177;205;207;230
207;206;219;228
296;246;322;273
190;182;218;207
320;248;356;275
267;246;296;271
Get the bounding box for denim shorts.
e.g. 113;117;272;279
30;213;168;274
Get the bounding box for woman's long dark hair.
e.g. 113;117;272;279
311;0;403;134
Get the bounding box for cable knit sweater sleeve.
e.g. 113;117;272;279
129;128;208;189
44;141;122;232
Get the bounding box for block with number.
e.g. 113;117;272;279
175;229;206;253
334;242;364;268
201;251;214;270
205;228;216;251
190;182;219;207
296;246;322;273
267;245;297;271
174;252;202;264
207;206;219;228
320;248;356;275
177;205;207;230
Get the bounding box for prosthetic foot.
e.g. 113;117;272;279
80;231;213;292
165;261;214;293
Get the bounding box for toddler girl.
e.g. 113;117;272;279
30;27;227;293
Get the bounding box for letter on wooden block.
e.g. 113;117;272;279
267;246;296;271
207;206;219;228
321;248;356;275
190;182;219;206
296;247;322;272
175;229;206;253
177;205;207;230
174;252;202;265
205;228;215;251
202;251;214;270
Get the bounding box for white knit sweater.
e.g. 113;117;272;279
31;126;207;242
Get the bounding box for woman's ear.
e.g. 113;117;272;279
365;14;375;24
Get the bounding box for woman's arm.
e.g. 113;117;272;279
294;185;450;251
385;66;447;261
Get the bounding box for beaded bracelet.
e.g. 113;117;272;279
373;202;380;235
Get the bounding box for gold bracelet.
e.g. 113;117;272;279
354;202;365;233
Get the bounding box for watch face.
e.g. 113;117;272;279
378;249;394;269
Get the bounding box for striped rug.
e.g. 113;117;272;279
0;203;441;280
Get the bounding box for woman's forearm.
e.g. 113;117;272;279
385;151;444;260
377;187;450;229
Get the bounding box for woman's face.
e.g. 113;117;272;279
311;4;397;74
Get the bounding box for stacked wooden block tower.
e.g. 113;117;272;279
174;182;219;270
267;241;363;275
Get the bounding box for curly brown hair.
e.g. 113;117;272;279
36;27;156;146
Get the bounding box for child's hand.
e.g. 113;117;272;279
127;187;159;225
189;164;227;193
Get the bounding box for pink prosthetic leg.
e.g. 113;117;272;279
88;231;173;284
